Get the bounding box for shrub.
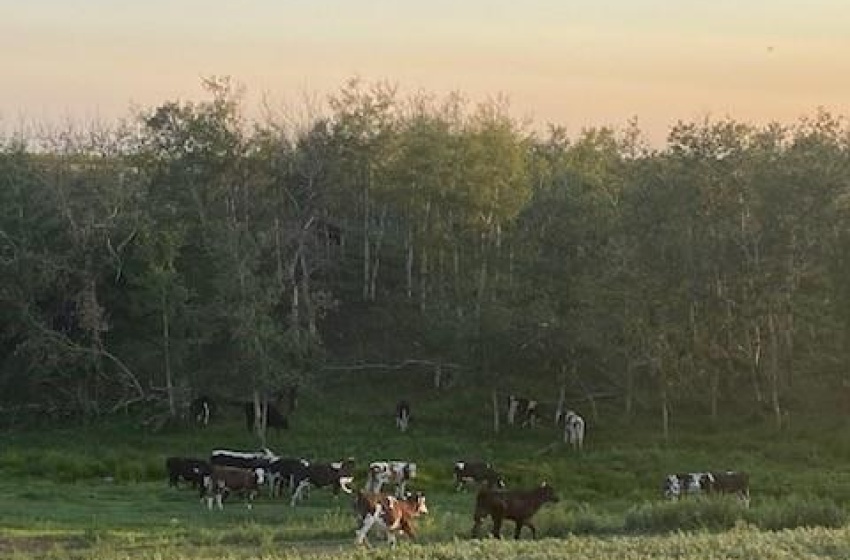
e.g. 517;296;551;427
624;498;745;533
749;496;847;530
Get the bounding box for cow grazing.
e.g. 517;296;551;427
395;400;411;432
189;395;214;426
202;465;265;510
558;410;586;450
290;458;356;506
454;461;506;492
166;457;211;488
366;461;417;497
244;402;289;432
507;395;539;428
354;490;429;546
472;482;559;540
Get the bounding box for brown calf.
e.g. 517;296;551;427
472;482;558;539
202;465;265;510
354;490;429;546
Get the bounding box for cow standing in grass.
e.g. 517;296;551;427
354;490;429;546
454;461;506;491
472;482;559;539
507;395;539;428
395;400;411;432
202;466;265;510
558;410;585;450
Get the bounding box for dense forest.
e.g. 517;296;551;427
1;77;849;435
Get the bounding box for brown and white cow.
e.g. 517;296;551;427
472;482;559;539
366;461;417;497
708;471;750;507
202;465;265;510
353;490;429;546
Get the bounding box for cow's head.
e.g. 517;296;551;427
254;468;266;486
662;474;681;499
404;491;429;515
538;481;559;503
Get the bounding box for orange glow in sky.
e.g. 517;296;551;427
2;1;848;145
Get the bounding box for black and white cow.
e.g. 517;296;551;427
557;410;585;450
507;395;539;428
290;458;356;506
165;457;211;488
267;457;311;497
189;395;214;426
395;400;411;432
454;461;506;491
210;448;278;496
366;461;418;497
244;402;289;432
662;472;715;500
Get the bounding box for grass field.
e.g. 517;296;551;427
1;372;849;558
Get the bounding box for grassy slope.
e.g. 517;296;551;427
1;369;850;558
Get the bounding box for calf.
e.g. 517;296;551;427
395;400;411;432
165;457;211;488
558;410;585;450
507;395;539;428
366;461;417;497
202;465;265;510
290;458;356;506
189;395;214;426
454;461;506;491
354;490;429;546
472;482;559;540
245;402;289;432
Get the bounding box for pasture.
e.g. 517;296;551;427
1;372;850;559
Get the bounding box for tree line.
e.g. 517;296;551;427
1;77;848;435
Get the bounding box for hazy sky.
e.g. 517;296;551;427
2;0;848;144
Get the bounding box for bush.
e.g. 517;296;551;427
624;498;745;533
748;496;847;530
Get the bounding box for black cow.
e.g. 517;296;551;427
244;402;289;432
166;457;211;488
454;461;506;491
290;458;356;506
189;395;214;426
472;482;559;539
395;400;411;432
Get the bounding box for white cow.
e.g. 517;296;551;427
366;461;417;497
560;410;585;450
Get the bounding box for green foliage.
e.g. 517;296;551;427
624;498;745;533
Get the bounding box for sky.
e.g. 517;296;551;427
1;0;849;145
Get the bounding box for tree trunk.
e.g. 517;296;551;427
491;390;500;434
767;311;783;430
161;287;176;417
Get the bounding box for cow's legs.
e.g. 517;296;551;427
291;480;310;506
491;514;503;539
355;513;377;545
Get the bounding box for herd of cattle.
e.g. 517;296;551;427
165;393;749;546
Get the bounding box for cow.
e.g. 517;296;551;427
165;457;211;489
395;400;411;432
244;402;289;432
290;458;356;506
354;490;429;546
210;448;278;496
202;465;265;510
662;472;715;501
366;461;417;497
507;395;539;428
454;461;506;492
472;482;559;540
189;395;214;426
558;410;585;450
268;457;311;497
709;471;750;507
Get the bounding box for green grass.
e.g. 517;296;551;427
1;372;850;558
